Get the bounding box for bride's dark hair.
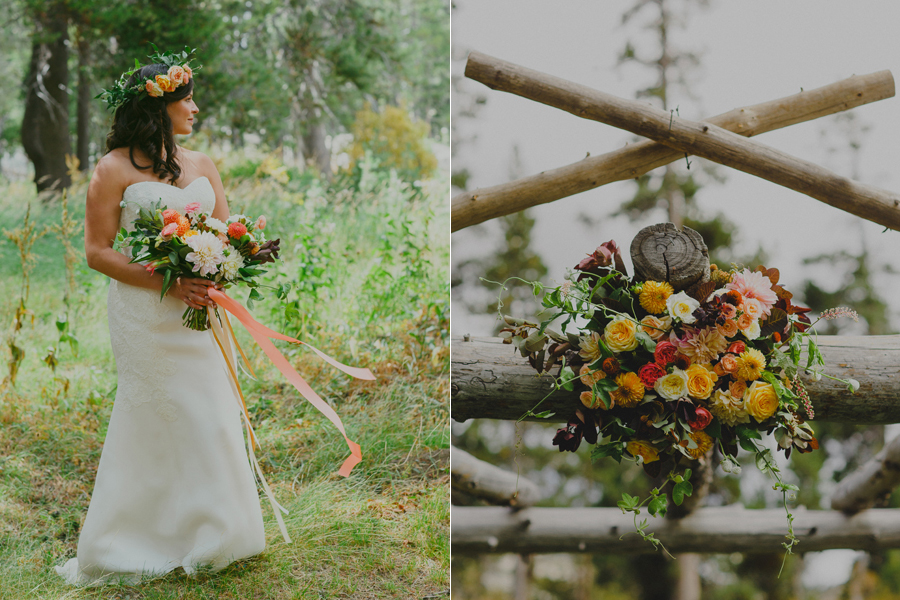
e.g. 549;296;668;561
105;63;194;184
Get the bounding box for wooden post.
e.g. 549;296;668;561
451;446;543;507
452;67;895;231
462;52;900;232
451;335;900;424
451;506;900;554
831;434;900;513
630;223;709;291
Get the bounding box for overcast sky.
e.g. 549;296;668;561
451;0;900;338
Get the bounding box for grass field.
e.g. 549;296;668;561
0;148;450;599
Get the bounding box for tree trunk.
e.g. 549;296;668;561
832;433;900;514
303;118;332;177
463;52;900;232
76;34;91;172
451;335;900;423
451;505;900;554
21;6;71;193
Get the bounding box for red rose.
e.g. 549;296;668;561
688;406;713;431
654;340;678;366
727;341;746;354
638;363;666;389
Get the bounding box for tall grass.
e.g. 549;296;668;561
0;149;449;599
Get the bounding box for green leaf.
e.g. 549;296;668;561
648;496;668;518
532;410;556;419
560;366;575;391
635;330;656;352
672;481;693;506
169;251;179;266
160;270;172;301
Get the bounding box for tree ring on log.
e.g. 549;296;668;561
630;222;710;291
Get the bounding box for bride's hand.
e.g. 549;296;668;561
167;277;220;310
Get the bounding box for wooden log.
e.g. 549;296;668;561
452;67;895;232
451;335;900;424
462;52;900;232
451;446;543;507
451;505;900;554
831;434;900;514
630;223;709;291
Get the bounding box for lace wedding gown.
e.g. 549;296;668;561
56;176;266;585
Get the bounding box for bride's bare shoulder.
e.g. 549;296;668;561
90;151;131;194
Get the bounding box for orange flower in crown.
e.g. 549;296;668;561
97;43;202;111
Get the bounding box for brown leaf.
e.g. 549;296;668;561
689;281;716;303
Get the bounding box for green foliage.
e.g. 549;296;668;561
347;104;438;185
0;145;448;597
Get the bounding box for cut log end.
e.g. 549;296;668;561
630;223;710;291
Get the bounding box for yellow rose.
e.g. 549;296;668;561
685;363;718;400
745;380;778;423
654;368;689;400
639;315;671;341
155;74;176;93
145;80;164;97
604;315;638;353
626;440;659;464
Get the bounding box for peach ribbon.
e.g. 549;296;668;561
205;288;374;543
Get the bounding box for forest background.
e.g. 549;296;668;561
0;0;450;598
452;0;900;599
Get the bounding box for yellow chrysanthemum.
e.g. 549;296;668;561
610;372;645;408
685;430;714;459
735;348;766;381
639;281;674;315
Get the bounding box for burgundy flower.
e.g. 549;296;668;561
574;240;628;281
687;406;713;431
637;363;666;389
654;340;678;366
552;420;584;452
253;238;281;264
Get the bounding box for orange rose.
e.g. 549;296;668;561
737;312;754;331
719;353;739;374
717;319;739;338
743;298;763;320
745;380;778;423
580;391;601;410
729;380;747;399
145;79;164;97
155;74;176;93
579;364;605;387
685;363;718;400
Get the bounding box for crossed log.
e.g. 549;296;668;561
452;52;900;232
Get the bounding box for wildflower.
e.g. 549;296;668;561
788;375;814;419
821;307;859;322
639;281;674;314
610;372;645;408
735;348;766;381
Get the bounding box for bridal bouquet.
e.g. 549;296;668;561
498;239;857;557
114;200;281;330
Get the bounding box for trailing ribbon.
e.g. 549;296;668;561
205;288;374;543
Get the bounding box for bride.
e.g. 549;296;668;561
56;51;267;584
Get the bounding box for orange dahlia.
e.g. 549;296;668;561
175;216;191;237
163;209;181;225
228;222;248;239
610;372;645;408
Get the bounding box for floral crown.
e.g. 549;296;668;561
96;44;202;111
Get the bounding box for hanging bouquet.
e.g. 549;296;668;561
114;200;281;330
498;237;858;558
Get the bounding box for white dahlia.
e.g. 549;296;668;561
205;217;228;235
221;250;245;281
185;231;225;276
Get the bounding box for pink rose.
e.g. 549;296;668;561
687;406;713;431
737;312;754;331
255;215;267;230
160;222;178;241
743;298;764;320
168;65;186;86
184;202;201;215
183;64;193;81
654;340;678;366
638;363;666;389
719;353;739;374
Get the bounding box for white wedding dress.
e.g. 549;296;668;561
55;176;266;585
